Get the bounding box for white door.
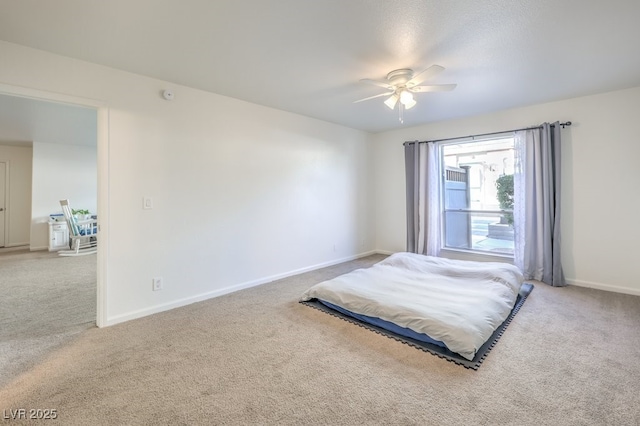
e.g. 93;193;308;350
0;162;5;247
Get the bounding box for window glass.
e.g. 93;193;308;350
441;137;515;256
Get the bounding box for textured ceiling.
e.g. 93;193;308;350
0;0;639;133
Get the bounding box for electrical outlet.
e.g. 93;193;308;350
152;277;163;291
333;244;337;252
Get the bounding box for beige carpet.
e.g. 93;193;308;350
1;253;639;425
0;249;96;390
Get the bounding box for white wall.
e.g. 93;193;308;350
0;144;32;246
0;41;374;325
372;86;640;295
30;142;97;250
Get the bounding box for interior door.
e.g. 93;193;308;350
0;162;5;247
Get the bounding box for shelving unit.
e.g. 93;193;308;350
48;220;69;251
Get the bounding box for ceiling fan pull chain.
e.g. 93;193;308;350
399;103;404;123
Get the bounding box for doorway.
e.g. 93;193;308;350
0;83;108;327
0;161;6;247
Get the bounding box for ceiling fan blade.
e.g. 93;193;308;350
353;91;394;103
359;78;394;90
406;65;445;87
409;83;457;93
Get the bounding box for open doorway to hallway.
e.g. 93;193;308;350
0;92;99;386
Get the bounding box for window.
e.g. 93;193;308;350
440;136;515;256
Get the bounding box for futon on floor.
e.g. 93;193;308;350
300;252;526;361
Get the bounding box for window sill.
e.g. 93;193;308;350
439;248;514;264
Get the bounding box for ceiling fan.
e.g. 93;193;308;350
354;65;456;122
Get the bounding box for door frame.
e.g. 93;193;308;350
0;83;109;327
0;160;8;247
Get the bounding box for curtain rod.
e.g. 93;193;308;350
403;121;572;146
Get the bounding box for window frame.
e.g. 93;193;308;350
437;136;515;259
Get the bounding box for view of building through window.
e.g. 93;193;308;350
441;137;515;255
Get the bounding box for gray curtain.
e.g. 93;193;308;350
405;142;441;256
518;122;566;286
405;142;421;253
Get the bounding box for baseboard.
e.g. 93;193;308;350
374;249;395;255
104;250;380;327
29;245;48;251
0;245;30;254
567;278;640;297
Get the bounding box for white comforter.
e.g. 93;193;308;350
300;252;524;360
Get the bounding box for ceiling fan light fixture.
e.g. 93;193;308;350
403;97;417;110
399;89;414;105
355;65;455;122
384;94;399;110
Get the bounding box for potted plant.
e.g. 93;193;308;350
495;174;514;225
72;208;91;221
487;174;515;241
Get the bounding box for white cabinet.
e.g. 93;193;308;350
49;221;69;251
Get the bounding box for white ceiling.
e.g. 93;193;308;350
0;94;97;146
0;0;639;133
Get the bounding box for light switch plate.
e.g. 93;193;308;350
152;277;163;291
143;196;153;209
